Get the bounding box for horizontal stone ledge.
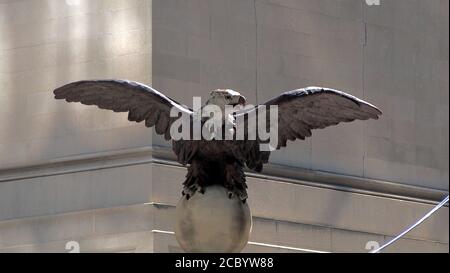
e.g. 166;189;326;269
151;229;447;253
0;203;154;249
0;146;155;183
0;202;329;253
150;164;448;244
151;230;312;253
151;202;448;252
0;202;446;253
0;146;447;204
0;231;154;253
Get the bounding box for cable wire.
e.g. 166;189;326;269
370;195;449;253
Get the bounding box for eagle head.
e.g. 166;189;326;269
206;89;247;108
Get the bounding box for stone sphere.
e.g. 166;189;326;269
175;185;252;253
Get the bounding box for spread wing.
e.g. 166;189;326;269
236;87;382;171
53;80;193;141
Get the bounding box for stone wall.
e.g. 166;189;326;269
0;0;153;169
0;0;448;253
152;0;449;190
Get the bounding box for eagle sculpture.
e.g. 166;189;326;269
54;80;381;203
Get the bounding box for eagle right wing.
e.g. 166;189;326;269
261;87;382;148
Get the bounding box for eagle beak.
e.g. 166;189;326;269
238;95;246;106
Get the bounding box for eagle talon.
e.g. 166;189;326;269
182;187;195;200
237;190;248;202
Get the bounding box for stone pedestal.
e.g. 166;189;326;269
175;185;252;253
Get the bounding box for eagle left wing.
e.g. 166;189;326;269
235;87;382;171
